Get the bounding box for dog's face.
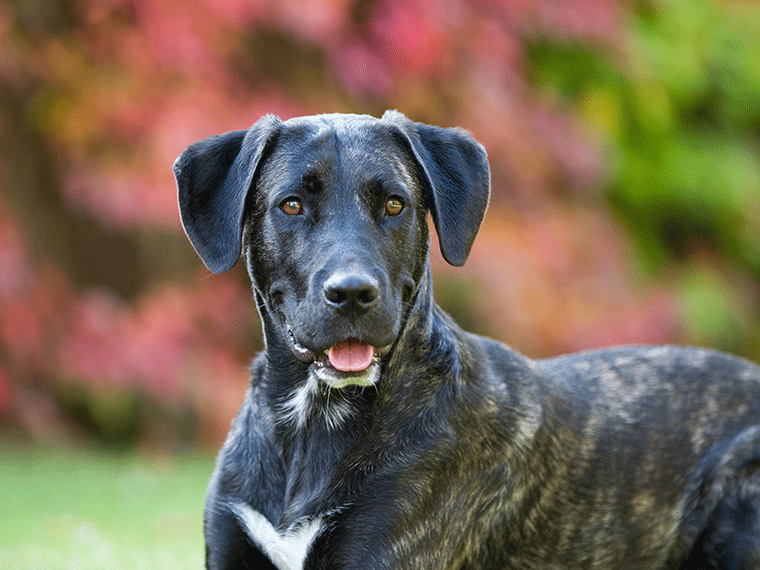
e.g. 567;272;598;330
244;117;429;388
174;112;490;389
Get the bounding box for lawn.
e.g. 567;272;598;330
0;446;213;570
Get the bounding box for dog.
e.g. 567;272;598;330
175;111;760;569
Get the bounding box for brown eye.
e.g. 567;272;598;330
281;198;302;216
385;197;404;216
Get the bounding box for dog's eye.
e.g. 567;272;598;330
385;197;404;216
281;198;302;216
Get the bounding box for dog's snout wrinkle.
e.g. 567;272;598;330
323;272;380;317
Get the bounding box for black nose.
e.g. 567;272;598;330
323;272;380;316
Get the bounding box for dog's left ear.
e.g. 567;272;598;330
382;110;490;266
174;115;282;273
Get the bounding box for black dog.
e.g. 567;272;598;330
175;111;760;569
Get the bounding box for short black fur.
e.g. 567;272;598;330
175;111;760;569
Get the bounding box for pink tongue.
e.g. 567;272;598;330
328;340;374;372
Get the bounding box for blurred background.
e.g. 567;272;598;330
1;0;759;565
2;0;760;451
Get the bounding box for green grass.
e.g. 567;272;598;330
0;446;213;569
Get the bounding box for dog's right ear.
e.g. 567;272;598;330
381;110;490;267
174;115;282;273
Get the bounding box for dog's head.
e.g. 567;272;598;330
174;111;489;389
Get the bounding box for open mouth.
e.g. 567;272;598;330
326;339;374;372
287;328;380;388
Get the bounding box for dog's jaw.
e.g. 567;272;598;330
286;326;381;390
286;327;315;363
312;357;380;390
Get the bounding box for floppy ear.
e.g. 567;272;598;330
174;115;282;273
382;110;490;266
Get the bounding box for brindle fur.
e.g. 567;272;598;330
175;111;760;569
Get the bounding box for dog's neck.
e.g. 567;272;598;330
252;259;465;424
251;260;468;526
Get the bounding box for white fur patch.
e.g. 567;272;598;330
228;500;322;570
279;370;369;430
314;361;380;390
280;372;320;429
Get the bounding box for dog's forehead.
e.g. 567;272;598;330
282;112;379;129
264;114;415;186
280;113;396;154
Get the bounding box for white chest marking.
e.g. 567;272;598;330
228;500;322;570
279;371;358;430
279;372;319;429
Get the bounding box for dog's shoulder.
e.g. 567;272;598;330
213;353;282;479
206;353;287;524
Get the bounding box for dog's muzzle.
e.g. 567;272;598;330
286;327;381;389
281;268;395;388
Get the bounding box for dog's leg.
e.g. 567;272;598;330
204;380;288;570
205;504;278;570
681;454;760;570
686;483;760;570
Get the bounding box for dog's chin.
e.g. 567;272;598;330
286;327;382;390
313;358;380;390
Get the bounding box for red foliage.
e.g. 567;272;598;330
0;0;700;447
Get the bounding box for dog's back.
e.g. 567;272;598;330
516;345;760;567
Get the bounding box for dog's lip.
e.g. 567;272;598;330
285;326;384;370
287;327;315;363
